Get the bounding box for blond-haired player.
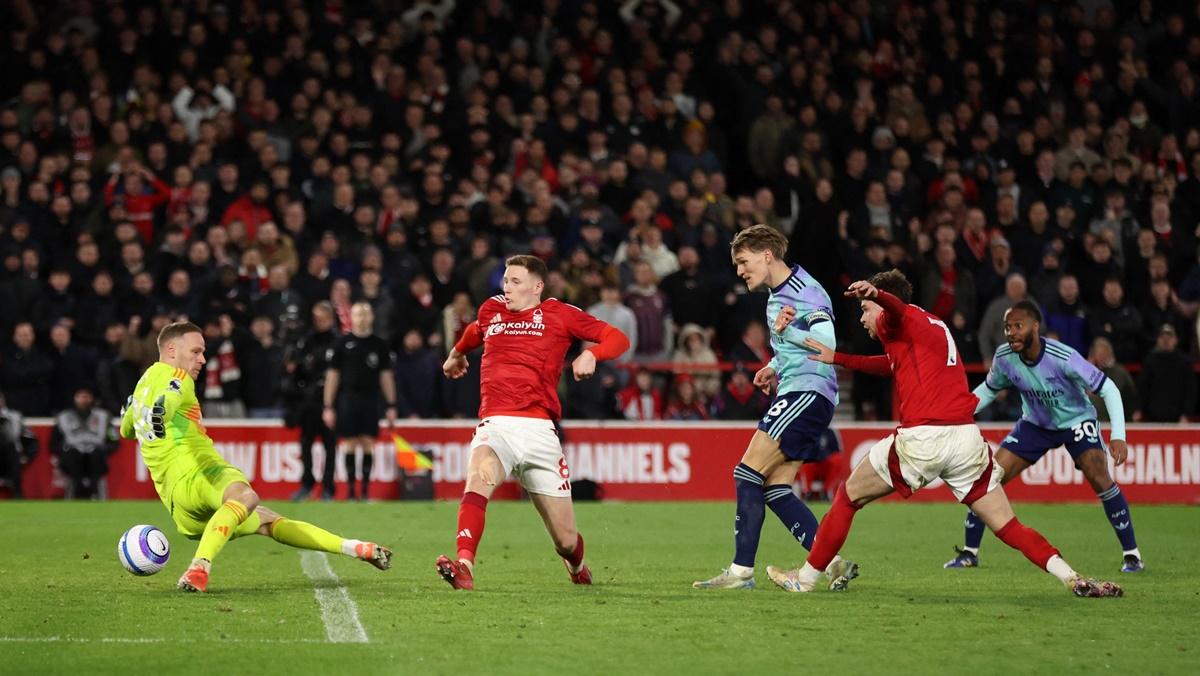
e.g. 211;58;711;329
120;321;392;592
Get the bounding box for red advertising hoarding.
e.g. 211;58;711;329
11;421;1200;503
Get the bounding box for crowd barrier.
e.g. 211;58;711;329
12;420;1199;504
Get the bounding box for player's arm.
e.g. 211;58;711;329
119;395;136;439
803;336;892;376
564;304;631;380
1066;350;1128;462
872;290;907;333
973;361;1012;413
380;349;397;427
444;320;481;379
322;368;340;428
775;307;834;349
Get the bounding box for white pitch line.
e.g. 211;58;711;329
0;637;326;644
298;551;369;644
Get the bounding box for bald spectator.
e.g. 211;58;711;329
978;274;1038;363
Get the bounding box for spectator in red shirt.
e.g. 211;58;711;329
220;180;273;241
103;165;169;244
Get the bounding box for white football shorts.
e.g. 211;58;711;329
866;423;1001;504
469;416;571;497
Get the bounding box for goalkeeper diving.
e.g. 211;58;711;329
120;321;392;592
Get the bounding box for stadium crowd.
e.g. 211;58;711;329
1;0;1199;449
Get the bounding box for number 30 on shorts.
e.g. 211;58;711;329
1072;420;1100;443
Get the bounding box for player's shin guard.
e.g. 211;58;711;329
195;499;250;562
994;517;1060;570
963;509;985;551
456;491;488;564
764;484;819;549
806;484;861;572
732;463;766;568
1096;484;1138;552
269;516;344;554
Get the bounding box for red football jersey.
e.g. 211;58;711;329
874;291;978;427
475;296;613;421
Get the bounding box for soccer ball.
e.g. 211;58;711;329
118;524;170;575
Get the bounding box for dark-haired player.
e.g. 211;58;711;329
772;271;1123;597
436;255;630;590
943;301;1142;573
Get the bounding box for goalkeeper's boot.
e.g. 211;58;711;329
765;565;814;593
826;558;860;592
355;542;392;571
692;568;755;590
943;547;979;569
1121;554;1144;573
565;561;592;585
177;561;210;593
436;554;474;590
1071;577;1124;598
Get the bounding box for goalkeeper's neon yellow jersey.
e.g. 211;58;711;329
120;362;222;491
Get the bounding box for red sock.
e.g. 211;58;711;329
806;484;862;572
995;517;1060;570
455;491;489;563
562;533;585;569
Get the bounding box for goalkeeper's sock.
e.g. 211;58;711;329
456;491;489;565
764;484;819;549
195;499;250;562
963;508;985;553
1096;483;1138;551
806;484;861;572
269;516;345;554
732;463;766;568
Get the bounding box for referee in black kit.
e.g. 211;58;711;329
322;302;398;501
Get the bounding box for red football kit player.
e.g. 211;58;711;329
435;255;629;590
767;271;1122;598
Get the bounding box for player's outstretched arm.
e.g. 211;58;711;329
805;337;892;376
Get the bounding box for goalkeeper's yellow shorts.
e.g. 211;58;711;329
164;463;260;539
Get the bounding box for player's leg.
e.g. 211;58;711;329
966;487;1118;596
529;493;591;584
437;440;508;590
58;449;83;499
85;450;109;500
764;461;819;550
178;473;260;592
693;430;787;589
357;434;375;501
293;417;318;501
948;447;1032;568
342;440;360;501
759;393;836;556
247;505;392;570
1075;446;1142;571
772;454;895;592
318;422;338;500
950;429;1122;597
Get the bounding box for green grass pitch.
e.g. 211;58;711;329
0;500;1196;674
